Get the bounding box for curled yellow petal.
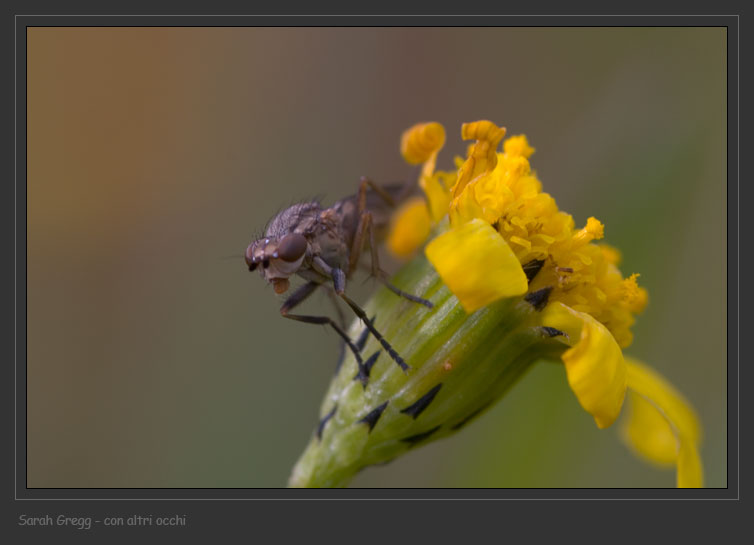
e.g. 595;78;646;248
425;218;527;313
387;196;432;259
677;438;703;488
401;122;450;224
448;181;485;225
450;121;506;199
401;122;446;165
624;359;701;445
540;302;627;429
622;390;677;466
621;358;703;488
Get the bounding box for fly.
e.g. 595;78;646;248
245;177;433;374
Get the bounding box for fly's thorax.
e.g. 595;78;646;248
308;208;350;272
332;197;359;251
264;202;321;239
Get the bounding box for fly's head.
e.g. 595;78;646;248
245;232;309;295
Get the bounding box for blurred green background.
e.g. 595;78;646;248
27;27;726;488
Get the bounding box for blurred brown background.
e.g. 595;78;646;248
27;27;726;488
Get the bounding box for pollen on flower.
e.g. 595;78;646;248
621;274;641;303
391;120;648;349
622;274;649;314
572;217;605;247
503;134;535;158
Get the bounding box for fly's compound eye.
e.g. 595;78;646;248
276;233;307;263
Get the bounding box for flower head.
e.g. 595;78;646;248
289;121;702;488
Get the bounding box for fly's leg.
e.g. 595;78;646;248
358;175;397;208
366;212;433;307
339;289;410;373
325;286;348;374
324;262;410;373
280;281;369;382
349;179;433;309
347;176;385;274
325;286;347;330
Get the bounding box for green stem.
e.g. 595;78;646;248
288;253;565;488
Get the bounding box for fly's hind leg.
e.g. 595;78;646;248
366;212;433;308
358;175;398;208
349;179;433;309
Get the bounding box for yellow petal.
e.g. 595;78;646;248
677;438;704;488
425;218;528;313
622;358;703;487
421;174;452;223
540;302;627;429
624;358;701;444
621;390;677;466
401;122;446;165
448;182;486;225
400;122;451;224
598;243;622;266
450;121;506;199
387;196;432;259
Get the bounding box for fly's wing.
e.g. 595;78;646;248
332;180;419;252
364;181;419;234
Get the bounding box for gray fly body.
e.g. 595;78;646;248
245;177;432;375
264;202;322;240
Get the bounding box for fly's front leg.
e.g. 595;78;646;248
323;286;348;373
317;257;410;373
325;286;347;330
280;281;368;382
338;290;410;373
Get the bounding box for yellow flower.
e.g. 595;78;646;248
389;120;703;487
621;358;703;487
387;196;432;259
